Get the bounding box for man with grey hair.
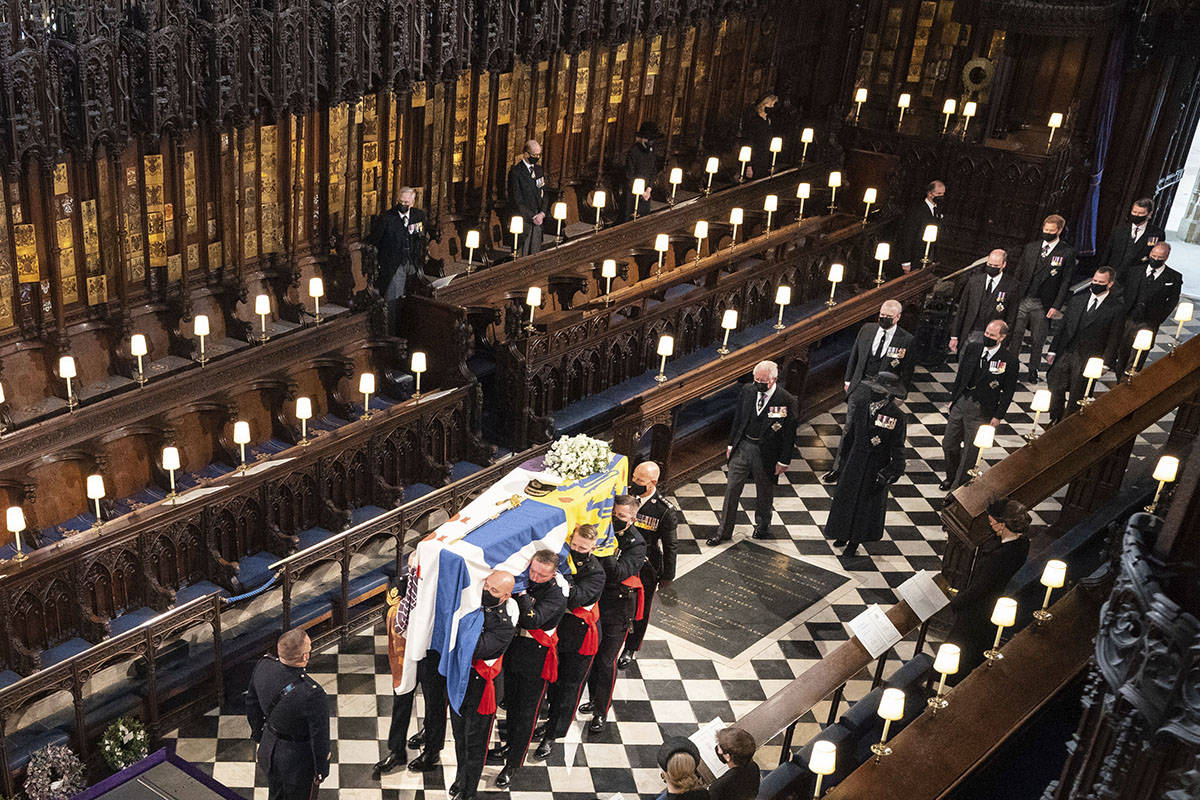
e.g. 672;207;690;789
708;361;799;545
367;186;427;310
507;139;547;255
823;299;914;483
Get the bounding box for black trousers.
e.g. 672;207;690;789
416;652;449;754
716;439;776;539
266;775;316;800
586;606;630;715
830;383;872;471
624;562;660;654
1112;319;1158;377
500;638;550;769
517;220;544;256
451;672;496;799
544;617;596;740
943;396;987;490
1010;297;1051;373
1047;352;1089;422
386;689;416;754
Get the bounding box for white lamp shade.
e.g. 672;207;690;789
6;506;26;533
705;156;720;174
509;215;524;235
991;597;1018;627
769;136;783;153
933;643;961;675
738;146;752;162
898;93;911;109
593;190;606;207
809;740;836;776
631;178;646;195
233;420;251;444
654;233;670;252
1032;389;1052;413
1041;560;1067;590
828;171;842;188
130;334;148;357
801;127;814;143
775;285;792;305
828;263;844;283
552;202;567;220
1048;112;1064;128
526;286;542;306
875;242;891;261
359;372;376;394
59;355;77;379
694;220;708;239
729;207;744;226
193;314;210;336
1174;301;1193;322
87;474;106;500
796;182;811;199
295;397;312;420
161;446;181;472
922;224;939;243
411;352;427;373
764;194;778;212
963;101;977;117
1083;357;1104;380
669;167;683;184
601;259;617;278
721;309;739;329
1133;329;1154;351
854;88;868;103
254;294;271;316
878;688;905;721
309;277;324;298
464;230;480;249
863;188;877;204
657;335;674;357
1153;455;1180;483
943;98;957;115
973;423;995;449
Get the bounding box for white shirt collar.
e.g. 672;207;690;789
1090;289;1110;304
926;198;937;214
1149;263;1165;279
875;325;895;348
757;384;777;406
983;343;1000;360
637;489;655;507
1042;237;1058;250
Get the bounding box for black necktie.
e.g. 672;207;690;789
756;393;767;415
872;331;885;358
986;277;995;295
1087;297;1098;314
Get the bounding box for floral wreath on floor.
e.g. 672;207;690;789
99;716;149;772
23;744;85;800
542;434;614;483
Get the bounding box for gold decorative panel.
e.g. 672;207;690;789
15;224;39;283
261;125;281;253
87;275;108;305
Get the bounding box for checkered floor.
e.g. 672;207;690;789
166;313;1195;800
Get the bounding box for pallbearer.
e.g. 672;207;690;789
618;461;678;670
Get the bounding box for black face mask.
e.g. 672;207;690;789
527;155;540;164
878;315;896;330
1130;213;1148;225
398;203;410;213
931;195;944;206
1148;258;1166;269
983;336;1000;348
1042;233;1056;244
630;480;649;495
753;380;770;393
481;591;501;607
984;266;1001;278
1090;282;1108;295
570;551;592;569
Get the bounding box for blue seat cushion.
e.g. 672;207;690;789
350;505;387;525
42;637;93;667
0;669;22;689
109;607;159;637
297;527;334;549
839;687;883;735
404;483;435;503
4;725;70;771
552;395;621;436
176;580;225;605
451;461;484;481
236;551;281;591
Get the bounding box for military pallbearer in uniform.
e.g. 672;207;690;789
246;629;330;800
619;460;678;670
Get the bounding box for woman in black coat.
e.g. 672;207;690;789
743;94;778;179
946;498;1032;683
826;372;908;557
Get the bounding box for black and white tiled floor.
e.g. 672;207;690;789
166;314;1195;800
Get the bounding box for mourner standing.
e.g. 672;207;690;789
531;524;606;761
489;551;567;789
709;360;799;545
449;570;518;800
507;140;548;256
941;320;1018;492
896;180;945;273
823;300;913;484
1045;267;1124;424
367;186;428;318
580;495;647;733
825;371;908;557
623;122;661;221
1113;241;1182;377
743;95;778;180
1009;214;1076;383
949;249;1018;354
246;629;330;800
618;460;678;670
1101;197;1164;283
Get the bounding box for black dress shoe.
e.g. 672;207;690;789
1027;369;1038;383
588;714;607;733
752;528;769;539
449;782;462;800
938;478;953;491
577;701;594;715
821;469;840;484
530;739;554;762
533;722;548;740
832;539;847;548
843;544;860;557
373;750;405;776
617;651;636;670
407;728;425;749
407;750;439;772
495;767;513;789
705;534;729;546
486;743;508;764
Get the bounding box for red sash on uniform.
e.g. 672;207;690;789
472;657;504;715
528;628;559;682
622;575;645;621
571;603;601;655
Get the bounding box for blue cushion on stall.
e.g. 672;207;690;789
175;580;226;605
0;669;22;689
404;483;436;503
42;637;93;667
109;607;159;637
350;505;387;525
236;551;281;591
5;725;70;771
451;461;484;481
